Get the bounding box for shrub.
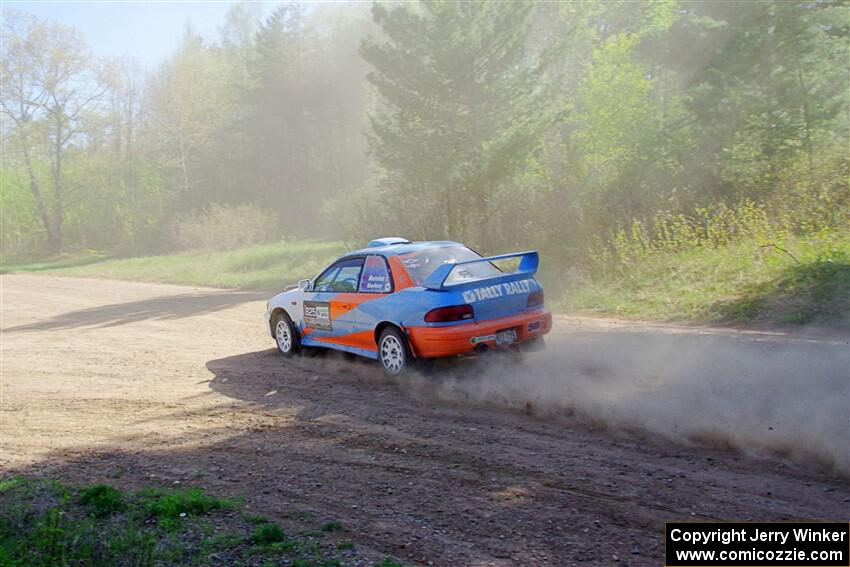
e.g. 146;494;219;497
143;487;232;519
593;188;849;273
172;203;278;252
251;522;286;544
79;484;125;517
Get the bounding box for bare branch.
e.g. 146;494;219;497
758;243;800;264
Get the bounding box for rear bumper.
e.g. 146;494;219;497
407;308;552;358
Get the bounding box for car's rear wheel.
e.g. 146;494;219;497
378;327;409;375
273;312;299;357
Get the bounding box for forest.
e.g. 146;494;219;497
1;0;848;321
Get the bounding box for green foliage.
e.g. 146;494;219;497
685;1;849;200
564;230;849;325
574;33;655;186
142;487;233;520
239;3;371;235
2;1;848;326
321;521;342;532
203;532;242;550
1;4;373;258
251;522;286;544
5;239;346;290
147;31;235;213
0;252;107;273
356;0;550;247
592;185;849;273
1;11;107;254
719;245;850;325
0;478;25;494
78;484;126;517
0;478;350;567
172;203;278;252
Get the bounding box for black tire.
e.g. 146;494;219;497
273;312;300;357
378;327;410;376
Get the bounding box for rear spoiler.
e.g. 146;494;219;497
422;250;539;291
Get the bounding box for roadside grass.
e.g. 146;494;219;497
560;231;850;327
0;252;109;273
0;477;401;567
5;232;847;328
0;240;347;290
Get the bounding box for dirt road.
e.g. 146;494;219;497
2;275;848;566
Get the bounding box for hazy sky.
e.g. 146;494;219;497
3;1;275;69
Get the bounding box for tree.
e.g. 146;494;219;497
239;3;372;235
240;3;314;232
676;0;849;199
360;1;551;247
1;10;109;252
148;30;232;211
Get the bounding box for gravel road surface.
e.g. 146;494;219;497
2;275;848;566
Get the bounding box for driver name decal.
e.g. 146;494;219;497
462;279;531;303
304;301;332;330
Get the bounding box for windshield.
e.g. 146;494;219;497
399;246;502;286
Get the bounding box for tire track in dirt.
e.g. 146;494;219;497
2;274;848;566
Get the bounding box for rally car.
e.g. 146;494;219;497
264;237;552;375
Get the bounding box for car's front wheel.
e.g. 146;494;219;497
378;327;409;375
274;313;299;357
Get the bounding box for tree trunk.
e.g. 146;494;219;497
31;175;59;252
51;116;64;252
796;66;815;185
17;129;59;252
178;131;191;210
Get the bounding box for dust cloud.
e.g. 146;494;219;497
414;329;850;474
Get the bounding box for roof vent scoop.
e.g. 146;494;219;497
367;237;411;248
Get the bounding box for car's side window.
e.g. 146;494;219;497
314;258;364;293
313;265;340;291
358;255;393;293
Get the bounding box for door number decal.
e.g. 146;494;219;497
304;301;332;331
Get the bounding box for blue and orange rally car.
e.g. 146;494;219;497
264;238;552;375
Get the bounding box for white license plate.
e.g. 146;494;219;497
496;329;517;345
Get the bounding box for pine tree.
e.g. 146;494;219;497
679;0;849;199
360;1;550;247
242;3;313;231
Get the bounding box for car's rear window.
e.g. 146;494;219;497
399;246;501;286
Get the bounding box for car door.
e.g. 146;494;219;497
300;257;364;347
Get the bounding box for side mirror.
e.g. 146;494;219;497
298;278;312;291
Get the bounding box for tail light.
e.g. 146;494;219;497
527;290;544;307
425;304;474;323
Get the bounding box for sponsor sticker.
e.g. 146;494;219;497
361;274;388;292
462;279;532;304
359;256;391;293
303;301;332;331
